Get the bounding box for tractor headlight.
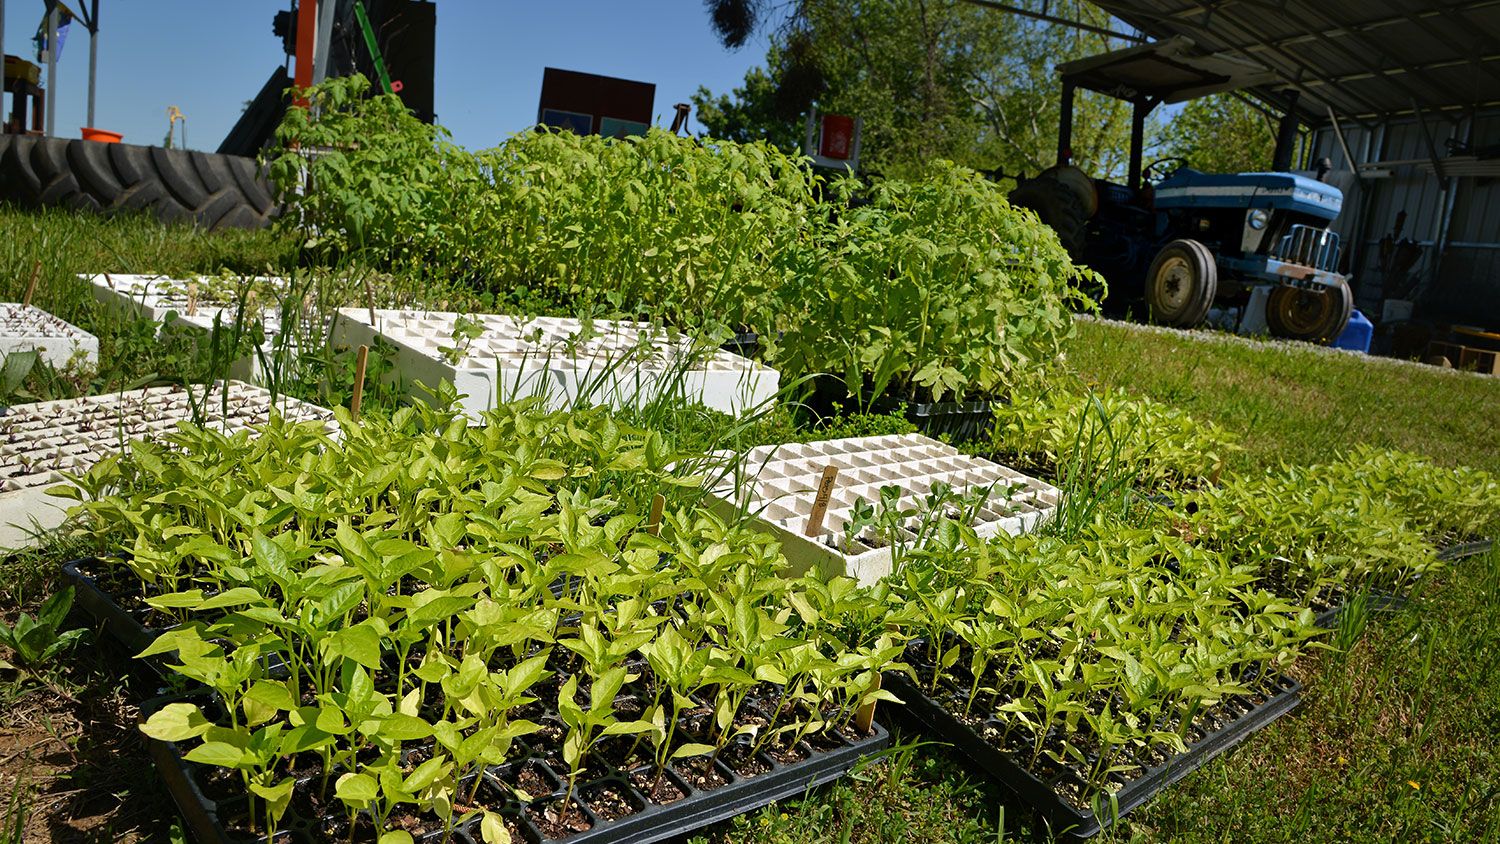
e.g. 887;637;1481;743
1247;209;1270;230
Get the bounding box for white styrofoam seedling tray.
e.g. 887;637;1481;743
81;273;289;323
0;304;99;369
705;434;1060;585
80;273;315;384
0;381;335;551
332;308;779;419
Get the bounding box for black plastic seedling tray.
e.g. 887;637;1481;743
1437;538;1494;562
142;693;890;844
62;558;163;657
719;331;760;359
867;396;994;443
901;400;994;443
1313;589;1409;629
63;559;289;681
884;671;1301;840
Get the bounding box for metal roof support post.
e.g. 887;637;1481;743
1272;91;1301;171
1128;97;1158;189
43;2;57;136
1410;102;1455;302
1057;80;1076;166
85;0;97;128
311;0;338;85
1347;123;1383;293
1429;113;1470;303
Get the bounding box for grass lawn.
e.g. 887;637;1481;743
1;207;1498;842
1066;318;1500;476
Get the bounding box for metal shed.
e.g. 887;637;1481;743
1084;0;1500;334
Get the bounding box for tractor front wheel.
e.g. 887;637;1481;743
1266;280;1353;344
1145;239;1217;327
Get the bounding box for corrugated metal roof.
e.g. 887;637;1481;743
1088;1;1500;124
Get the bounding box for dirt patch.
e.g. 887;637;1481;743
0;666;175;843
629;769;686;804
527;797;591;839
583;785;639;821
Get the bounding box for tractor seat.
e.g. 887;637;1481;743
1154;168;1343;220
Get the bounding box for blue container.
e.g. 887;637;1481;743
1333;309;1373;353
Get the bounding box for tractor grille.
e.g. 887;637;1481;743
1271;225;1341;273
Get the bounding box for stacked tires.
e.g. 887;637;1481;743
0;136;276;231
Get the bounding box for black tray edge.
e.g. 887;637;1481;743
883;671;1301;840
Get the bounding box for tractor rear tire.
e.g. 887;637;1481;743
1009;174;1089;259
1145;239;1217;327
1266;280;1353;344
0;136;275;231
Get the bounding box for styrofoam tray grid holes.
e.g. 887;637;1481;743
0;383;334;492
353;308;761;374
0;304;90;341
714;434;1060;556
0;303;99;368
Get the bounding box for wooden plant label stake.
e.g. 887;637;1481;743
351;344;369;422
186;282;199;316
855;672;882;735
647;493;665;536
804;465;839;537
22;260;41;307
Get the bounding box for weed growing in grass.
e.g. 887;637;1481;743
0;587;84;674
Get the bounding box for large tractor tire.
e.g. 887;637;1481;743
1009;171;1091;258
1144;239;1217;327
0;136;275;230
1266;279;1353;344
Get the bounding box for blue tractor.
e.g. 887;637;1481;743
1009;39;1353;343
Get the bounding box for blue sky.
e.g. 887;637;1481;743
2;1;771;150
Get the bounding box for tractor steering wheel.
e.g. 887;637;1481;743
1143;156;1189;185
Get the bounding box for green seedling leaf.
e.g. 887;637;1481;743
335;771;378;805
139;703;213;742
197;587;268;611
669;742;716;760
185;741;249;768
480;810;512;844
323;620;383;669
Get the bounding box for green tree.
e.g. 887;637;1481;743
692;53;804;153
965;2;1142;180
697;0;1140;181
1157;93;1277;174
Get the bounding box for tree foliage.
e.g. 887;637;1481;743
1157;93;1277;174
691;50;804;153
697;0;1144;181
699;2;1293;183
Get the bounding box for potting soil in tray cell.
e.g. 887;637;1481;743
0;303;99;369
142;694;890;844
1;382;335;551
332;309;779;419
705;433;1059;585
81;272;291;324
883;668;1301;840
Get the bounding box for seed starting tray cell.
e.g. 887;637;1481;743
0;303;99;368
707;434;1060;584
1;382;335;551
333;308;779;419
